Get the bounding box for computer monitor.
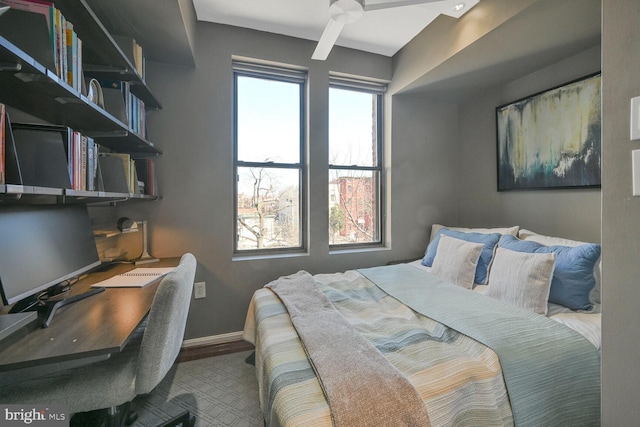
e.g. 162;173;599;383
0;205;101;311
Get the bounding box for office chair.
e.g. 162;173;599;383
0;253;197;427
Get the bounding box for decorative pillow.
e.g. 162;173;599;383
430;224;519;243
518;229;602;304
499;234;601;310
422;229;501;284
485;247;556;315
431;235;484;289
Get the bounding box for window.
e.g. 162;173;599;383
329;77;385;246
233;62;306;252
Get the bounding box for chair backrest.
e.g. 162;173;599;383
135;253;196;394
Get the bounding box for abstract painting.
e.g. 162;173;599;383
496;73;601;191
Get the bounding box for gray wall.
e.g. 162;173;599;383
390;0;538;94
389;95;459;255
601;0;640;424
119;23;451;339
457;46;602;243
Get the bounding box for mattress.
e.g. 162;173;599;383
244;264;601;427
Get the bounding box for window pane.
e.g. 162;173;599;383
237;76;301;164
329;87;378;167
237;167;300;250
329;169;379;245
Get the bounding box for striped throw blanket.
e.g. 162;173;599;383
243;266;600;427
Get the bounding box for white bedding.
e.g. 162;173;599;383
407;260;602;352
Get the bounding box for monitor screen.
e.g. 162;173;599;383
0;205;101;307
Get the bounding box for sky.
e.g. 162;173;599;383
236;76;376;167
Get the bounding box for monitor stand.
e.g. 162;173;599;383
39;287;106;328
7;286;106;328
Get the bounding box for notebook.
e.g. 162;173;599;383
91;267;176;288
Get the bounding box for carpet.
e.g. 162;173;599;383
131;350;263;427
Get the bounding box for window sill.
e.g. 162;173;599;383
232;251;309;262
329;245;390;256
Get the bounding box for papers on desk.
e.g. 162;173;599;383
90;267;176;288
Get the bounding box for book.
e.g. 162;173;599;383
65;21;79;90
90;267;175;288
135;158;158;196
59;11;66;81
86;136;97;191
62;130;99;191
112;35;145;79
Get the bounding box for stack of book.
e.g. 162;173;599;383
0;0;83;92
113;35;145;81
135;159;157;196
67;131;98;191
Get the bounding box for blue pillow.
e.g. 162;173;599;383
422;230;501;284
498;235;601;310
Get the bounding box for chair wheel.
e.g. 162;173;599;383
124;409;138;426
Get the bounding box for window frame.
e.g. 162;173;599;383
328;76;386;250
232;61;307;255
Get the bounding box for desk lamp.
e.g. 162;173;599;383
117;217;159;265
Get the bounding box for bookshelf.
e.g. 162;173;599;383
0;0;161;205
53;0;161;109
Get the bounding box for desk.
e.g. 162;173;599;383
0;258;179;372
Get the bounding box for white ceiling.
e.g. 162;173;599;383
192;0;479;57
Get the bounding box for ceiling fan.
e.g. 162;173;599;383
312;0;447;60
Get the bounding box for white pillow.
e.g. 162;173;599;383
430;224;519;243
485;247;556;315
431;235;484;289
518;229;602;304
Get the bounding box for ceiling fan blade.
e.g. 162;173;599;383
363;0;441;11
312;19;345;60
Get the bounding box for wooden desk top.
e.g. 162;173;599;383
0;258;179;371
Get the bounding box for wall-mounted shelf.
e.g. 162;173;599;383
0;36;160;157
53;0;161;110
0;185;160;205
0;0;162;207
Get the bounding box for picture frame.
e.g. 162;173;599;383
496;73;601;191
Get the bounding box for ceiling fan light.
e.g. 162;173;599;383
453;2;466;12
330;0;365;24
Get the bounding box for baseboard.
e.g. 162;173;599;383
177;331;254;363
182;331;245;348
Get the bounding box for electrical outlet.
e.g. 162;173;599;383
194;282;206;299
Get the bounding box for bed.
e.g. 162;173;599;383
243;225;602;427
